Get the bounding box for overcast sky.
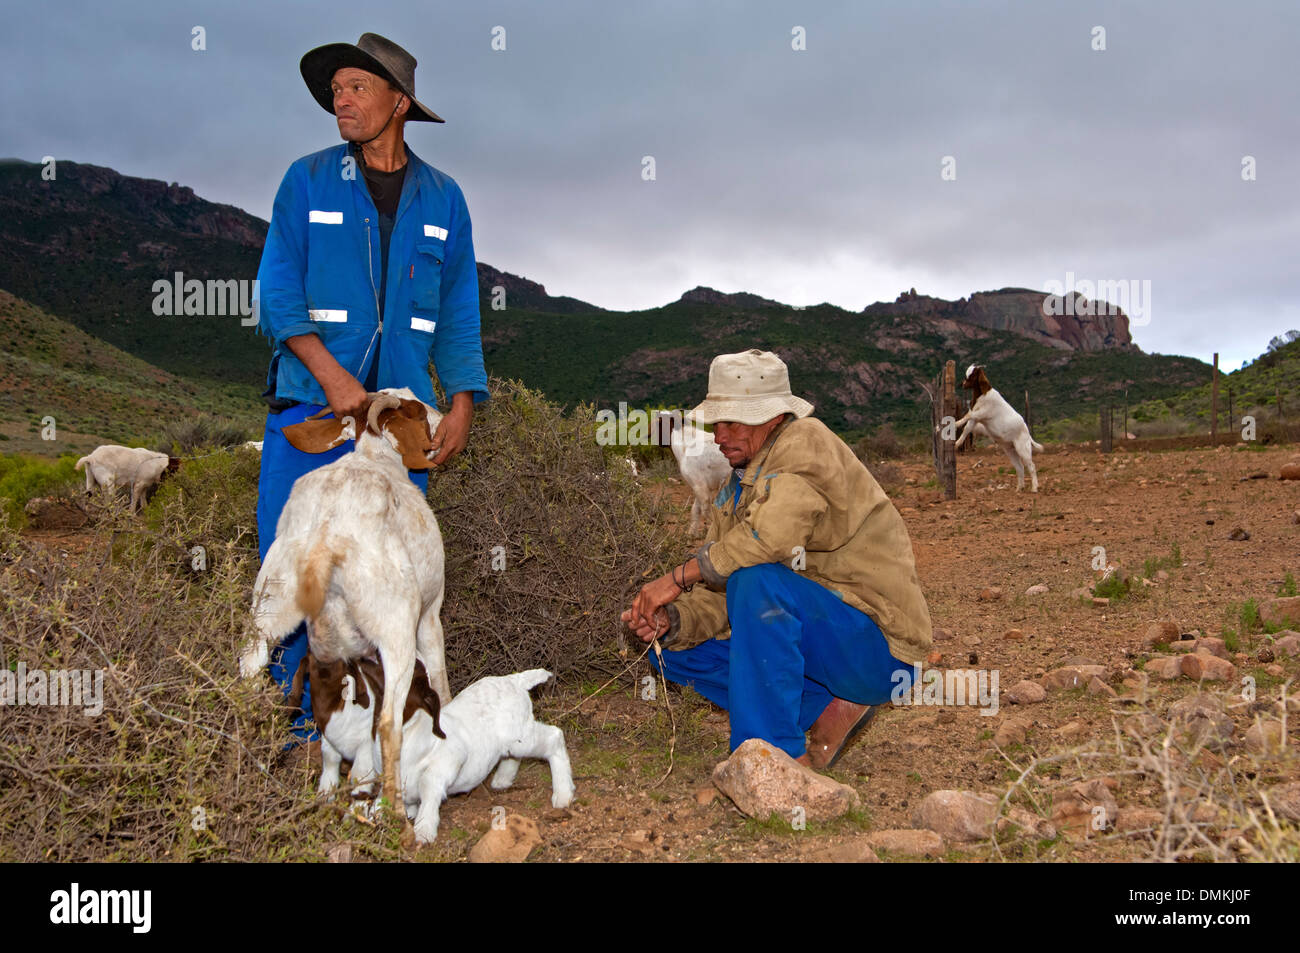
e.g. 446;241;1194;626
5;0;1298;369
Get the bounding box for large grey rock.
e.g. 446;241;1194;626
712;738;861;822
1263;782;1300;821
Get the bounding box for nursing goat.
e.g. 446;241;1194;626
241;387;448;828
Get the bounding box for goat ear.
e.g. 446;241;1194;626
377;410;436;470
282;416;354;454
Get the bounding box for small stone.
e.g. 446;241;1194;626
1271;631;1300;657
1144;656;1183;680
806;837;880;863
863;828;945;857
1169;694;1234;746
1156;569;1170;581
468;814;542;863
994;718;1029;746
960;634;982;648
1040;666;1105;691
1056;721;1088;742
712;738;860;822
1280;464;1300;480
1169;636;1230;660
1025;584;1050;596
1227;527;1251;541
620;829;661;854
1263;782;1300;821
1259;596;1300;628
1003;628;1025;641
925;650;942;666
1180;652;1237;682
1114;806;1163;834
1244;720;1286;756
1266;663;1284;677
694;787;718;807
932;627;955;642
913;790;1054;843
1143;621;1181;647
978;587;1004;601
1005;680;1046;705
935;710;957;725
1051;779;1118;837
1070;586;1092;599
1123;713;1162;740
1092;597;1110;607
1088;676;1117;698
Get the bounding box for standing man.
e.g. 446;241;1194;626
255;33;489;739
622;350;933;770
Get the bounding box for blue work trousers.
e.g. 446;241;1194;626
649;562;910;758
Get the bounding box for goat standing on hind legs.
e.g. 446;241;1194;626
949;364;1044;493
242;389;449;839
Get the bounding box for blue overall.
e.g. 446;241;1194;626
256;403;429;738
648;562;912;759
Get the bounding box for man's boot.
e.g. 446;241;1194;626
806;697;880;770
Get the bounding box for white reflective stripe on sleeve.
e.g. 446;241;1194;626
309;210;344;224
309;309;348;323
423;225;448;240
411;317;437;333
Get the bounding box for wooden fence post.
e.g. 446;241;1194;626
1100;406;1113;453
1211;352;1219;444
940;361;957;499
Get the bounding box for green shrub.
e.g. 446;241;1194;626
0;452;81;528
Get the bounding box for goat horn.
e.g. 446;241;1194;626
366;392;402;434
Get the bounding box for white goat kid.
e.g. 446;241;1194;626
654;410;732;535
950;364;1044;492
74;445;173;513
241;387;448;825
377;668;574;845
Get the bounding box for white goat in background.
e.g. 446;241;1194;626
951;364;1044;492
75;445;174;513
653;410;732;535
241;387;447;829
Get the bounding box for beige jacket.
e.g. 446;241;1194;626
668;415;933;665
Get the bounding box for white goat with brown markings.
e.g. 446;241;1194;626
240;387;448;836
950;364;1044;492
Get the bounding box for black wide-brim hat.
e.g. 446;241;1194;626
300;32;445;123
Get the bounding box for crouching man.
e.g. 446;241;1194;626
621;349;933;769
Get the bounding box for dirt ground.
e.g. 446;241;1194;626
411;440;1299;862
18;440;1300;861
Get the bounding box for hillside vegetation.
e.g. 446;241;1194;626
0;289;262;454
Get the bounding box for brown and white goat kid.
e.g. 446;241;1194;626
951;364;1044;492
287;654;444;800
241;387;448;825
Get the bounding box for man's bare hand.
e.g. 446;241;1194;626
429;401;471;466
322;371;369;422
620;605;670;644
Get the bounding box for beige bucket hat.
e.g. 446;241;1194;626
691;349;814;425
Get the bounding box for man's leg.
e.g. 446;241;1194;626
646;638;732;711
724;563;911;759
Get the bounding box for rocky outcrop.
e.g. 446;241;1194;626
863;287;1135;352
